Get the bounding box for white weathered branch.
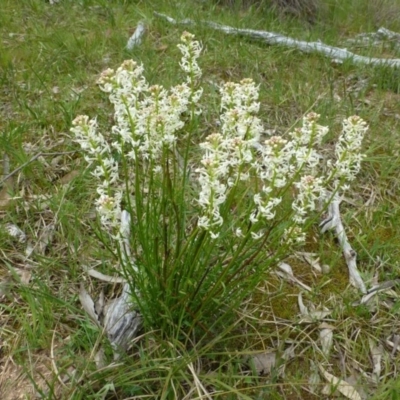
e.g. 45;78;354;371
320;196;366;294
126;22;146;50
154;12;400;68
79;210;142;360
103;283;141;358
346;27;400;51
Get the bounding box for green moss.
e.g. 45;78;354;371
269;290;300;320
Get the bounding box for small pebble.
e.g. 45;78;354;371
322;264;330;274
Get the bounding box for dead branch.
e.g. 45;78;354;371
320;195;367;294
154;12;400;68
0;150;78;186
126;22;146;50
79;211;142;360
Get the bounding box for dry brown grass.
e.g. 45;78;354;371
216;0;323;23
270;0;321;22
365;0;400;29
1;352;57;400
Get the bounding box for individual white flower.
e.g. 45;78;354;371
210;231;220;240
254;196;282;220
282;226;306;245
249;211;259;224
198;215;211;230
235;228;244;237
153;165;162;174
251;230;264;240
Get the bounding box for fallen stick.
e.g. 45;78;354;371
126;22;146;50
346;27;400;50
154;12;400;68
0;150;78;186
320;196;366;294
79;211;142;360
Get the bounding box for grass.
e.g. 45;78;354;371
2;0;400;398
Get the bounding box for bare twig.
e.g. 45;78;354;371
154;12;400;68
50;325;68;389
346;27;400;51
126;21;146;50
0;151;78;186
353;278;400;306
79;211;142;360
2;153;10;177
84;267;126;283
320;195;367;294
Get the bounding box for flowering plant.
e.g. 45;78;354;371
71;32;367;337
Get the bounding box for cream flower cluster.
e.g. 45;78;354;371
251;135;290;226
197;98;367;243
288;112;329;170
97;62;193;162
72;33;203;233
178;32;202;79
71;115;122;232
72;31;368;247
330;115;368;186
196;79;264;237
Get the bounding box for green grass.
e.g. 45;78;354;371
2;0;400;398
